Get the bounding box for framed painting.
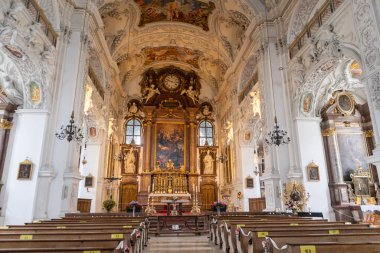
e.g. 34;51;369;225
17;159;33;180
155;122;185;168
246;176;254;188
352;176;370;196
307;161;320;181
337;133;367;181
84;175;93;187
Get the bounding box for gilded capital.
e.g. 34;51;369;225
322;127;336;136
0;119;12;130
364;130;374;138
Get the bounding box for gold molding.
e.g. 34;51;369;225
322;127;336;136
0;119;12;129
364;130;374;138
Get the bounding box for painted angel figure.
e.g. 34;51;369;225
180;85;199;104
143;84;160;102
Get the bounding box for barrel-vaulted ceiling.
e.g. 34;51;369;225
96;0;278;93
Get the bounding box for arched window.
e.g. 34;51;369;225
199;121;214;146
125;119;141;145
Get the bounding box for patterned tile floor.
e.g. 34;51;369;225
145;235;224;253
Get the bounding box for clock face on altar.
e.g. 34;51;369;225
164;74;180;90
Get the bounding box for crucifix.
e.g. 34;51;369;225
104;175;121;199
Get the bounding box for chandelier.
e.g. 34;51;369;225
265;116;290;146
55;111;84;142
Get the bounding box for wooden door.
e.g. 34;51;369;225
201;184;216;211
248;197;266;212
77;198;91;213
119;183;138;211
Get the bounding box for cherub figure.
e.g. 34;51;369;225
181;85;199;104
143;84;160;102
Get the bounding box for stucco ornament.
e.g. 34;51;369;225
352;0;380;71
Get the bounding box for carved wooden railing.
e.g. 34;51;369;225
289;0;344;59
21;0;58;46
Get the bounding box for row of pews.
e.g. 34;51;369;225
0;213;149;253
210;212;380;253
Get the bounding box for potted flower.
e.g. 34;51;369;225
127;201;142;213
211;201;227;213
103;199;116;212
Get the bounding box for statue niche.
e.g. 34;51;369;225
121;146;140;174
200;148;216;175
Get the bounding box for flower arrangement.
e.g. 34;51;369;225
211;201;227;212
283;181;309;213
103;199;116;212
127;200;142;213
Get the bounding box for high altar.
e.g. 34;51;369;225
113;67;219;211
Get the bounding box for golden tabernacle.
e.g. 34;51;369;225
152;160;189;194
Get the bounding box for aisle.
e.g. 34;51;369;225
145;235;224;253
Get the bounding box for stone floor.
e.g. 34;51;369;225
145;235;224;253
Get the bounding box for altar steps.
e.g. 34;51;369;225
148;215;209;236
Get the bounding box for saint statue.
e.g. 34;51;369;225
203;150;214;174
181;85;199;104
125;147;135;174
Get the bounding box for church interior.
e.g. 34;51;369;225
1;0;380;252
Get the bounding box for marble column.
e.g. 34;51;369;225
138;106;155;204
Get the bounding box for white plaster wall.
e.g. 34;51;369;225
78;143;101;212
1;110;49;225
295;117;332;220
240;146;261;211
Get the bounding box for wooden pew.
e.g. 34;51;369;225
237;224;375;253
211;215;313;246
0;215;146;253
220;219;335;252
283;242;380;253
0;228;138;252
264;234;380;253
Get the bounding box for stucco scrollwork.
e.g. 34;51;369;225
369;72;380;110
352;0;380;71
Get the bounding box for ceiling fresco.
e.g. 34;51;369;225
142;46;203;69
94;0;286;94
134;0;216;31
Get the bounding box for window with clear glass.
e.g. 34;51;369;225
199;121;214;146
125;119;141;145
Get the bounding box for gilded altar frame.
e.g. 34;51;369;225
350;167;370;197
